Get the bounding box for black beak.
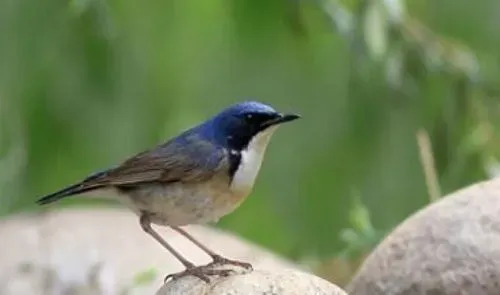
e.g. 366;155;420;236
262;113;301;128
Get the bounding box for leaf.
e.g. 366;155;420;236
133;268;158;286
364;0;389;60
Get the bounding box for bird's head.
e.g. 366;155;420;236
207;101;300;151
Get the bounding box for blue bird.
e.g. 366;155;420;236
36;101;300;282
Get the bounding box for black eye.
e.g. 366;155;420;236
245;114;253;120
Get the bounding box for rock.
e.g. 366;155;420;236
346;178;500;295
0;207;300;295
156;265;347;295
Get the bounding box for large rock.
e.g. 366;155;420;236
157;266;347;295
0;208;296;294
347;179;500;295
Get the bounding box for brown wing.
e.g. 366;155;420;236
93;134;228;186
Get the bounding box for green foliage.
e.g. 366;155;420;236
338;193;384;260
1;0;499;281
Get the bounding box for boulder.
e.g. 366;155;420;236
157;265;347;295
347;179;500;295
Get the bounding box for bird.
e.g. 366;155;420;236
36;101;300;282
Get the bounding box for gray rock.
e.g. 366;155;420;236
157;265;347;295
347;179;500;295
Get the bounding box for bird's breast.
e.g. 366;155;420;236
229;149;265;196
117;176;247;227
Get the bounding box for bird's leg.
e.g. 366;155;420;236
140;215;234;283
140;215;196;269
171;226;253;270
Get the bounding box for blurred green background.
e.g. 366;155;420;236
1;0;500;286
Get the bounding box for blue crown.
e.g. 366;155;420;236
215;101;277;118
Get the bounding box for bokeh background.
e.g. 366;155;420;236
1;0;500;287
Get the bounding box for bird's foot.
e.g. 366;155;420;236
209;254;253;270
164;264;236;283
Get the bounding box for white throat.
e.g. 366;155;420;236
230;126;278;195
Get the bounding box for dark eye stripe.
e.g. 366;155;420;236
245;113;273;121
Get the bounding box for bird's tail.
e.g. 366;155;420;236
36;183;102;205
36;171;109;205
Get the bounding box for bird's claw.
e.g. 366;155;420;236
210;255;253;270
164;265;236;284
163;255;252;284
